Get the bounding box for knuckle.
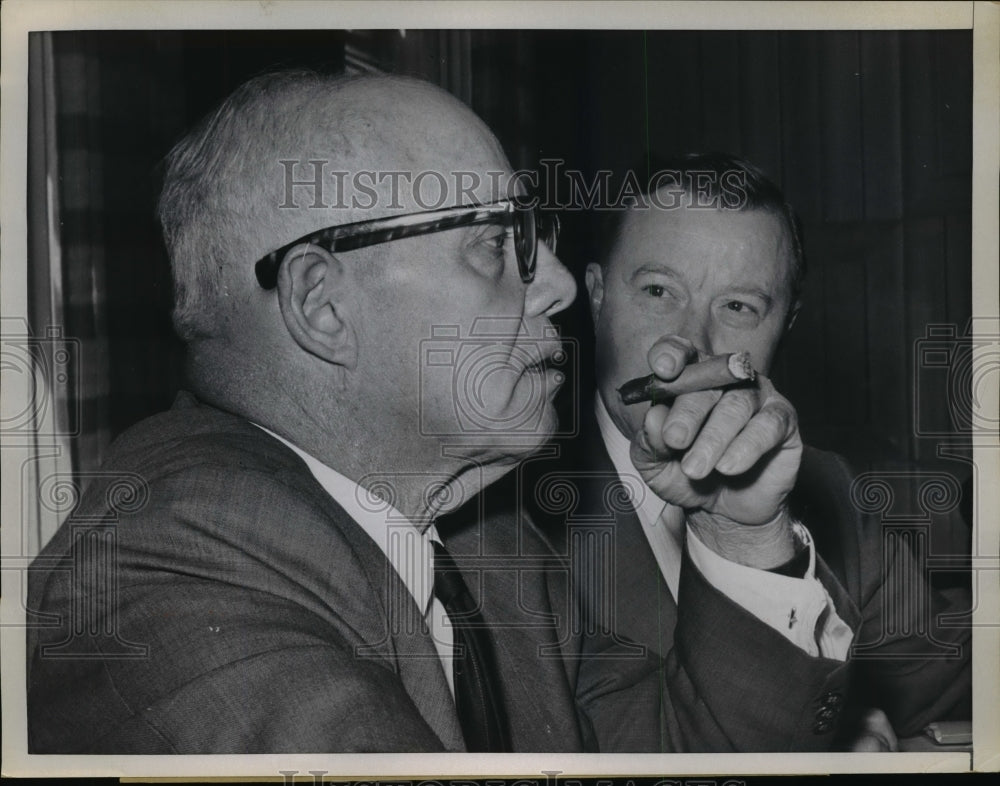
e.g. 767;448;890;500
671;392;716;425
697;429;729;457
764;402;795;435
746;430;774;457
729;428;767;462
719;389;757;422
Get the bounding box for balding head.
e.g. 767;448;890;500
158;71;508;341
157;70;576;518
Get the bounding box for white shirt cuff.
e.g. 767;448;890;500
686;520;853;660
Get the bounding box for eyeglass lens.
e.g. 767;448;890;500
513;208;536;282
512;206;560;283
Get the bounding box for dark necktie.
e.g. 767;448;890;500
432;541;511;752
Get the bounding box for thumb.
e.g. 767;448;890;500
630;404;671;468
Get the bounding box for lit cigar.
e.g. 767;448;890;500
618;351;757;405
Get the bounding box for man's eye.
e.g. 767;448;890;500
725;300;754;314
643;284;665;297
485;231;508;254
465;229;508;280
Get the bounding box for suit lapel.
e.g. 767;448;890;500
258;432;465;750
578;422;678;658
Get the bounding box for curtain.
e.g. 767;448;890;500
48;32;116;477
26;32;187;551
23;33;76;554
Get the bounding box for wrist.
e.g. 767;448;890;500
686;506;796;569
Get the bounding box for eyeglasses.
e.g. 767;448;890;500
254;196;559;289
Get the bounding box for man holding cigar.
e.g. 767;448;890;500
524;152;971;750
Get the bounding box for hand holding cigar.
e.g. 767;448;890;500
625;340;801;562
618;351;757;405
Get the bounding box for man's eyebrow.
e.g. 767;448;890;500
469;216;507;231
724;287;774;307
627;262;683;282
460;217;507;243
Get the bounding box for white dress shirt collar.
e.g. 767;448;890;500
252;424;438;620
594;394;686;598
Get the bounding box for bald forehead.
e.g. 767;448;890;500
340;78;505;165
258;77;511;222
298;77;509;199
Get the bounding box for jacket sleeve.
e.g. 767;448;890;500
792;446;972;739
573;549;853;752
849;522;972;737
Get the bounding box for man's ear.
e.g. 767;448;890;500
585;262;605;329
785;299;801;333
276;244;357;368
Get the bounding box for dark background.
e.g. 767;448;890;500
29;29;973;546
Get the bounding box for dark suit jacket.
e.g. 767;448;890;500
520;407;972;750
27;393;605;753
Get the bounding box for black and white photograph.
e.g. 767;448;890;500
1;0;997;779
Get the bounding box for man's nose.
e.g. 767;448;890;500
677;305;713;355
524;243;577;317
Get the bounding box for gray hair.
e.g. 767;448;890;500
157;69;358;340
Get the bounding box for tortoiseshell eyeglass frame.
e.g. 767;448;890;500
253;196;559;289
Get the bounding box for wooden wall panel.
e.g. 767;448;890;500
699;31;743;155
778;32;823;221
946;214;973;328
772;222;828;438
819;32;865;223
817;226;870;430
901;31;973;216
905;216;951;464
944;213;974;448
864;222;909;463
935;32;974;181
646;33;705;157
859;32;904;221
737;33;783;181
587;33;648;172
901;31;937;215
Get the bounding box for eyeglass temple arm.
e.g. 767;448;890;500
254;207;509;289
